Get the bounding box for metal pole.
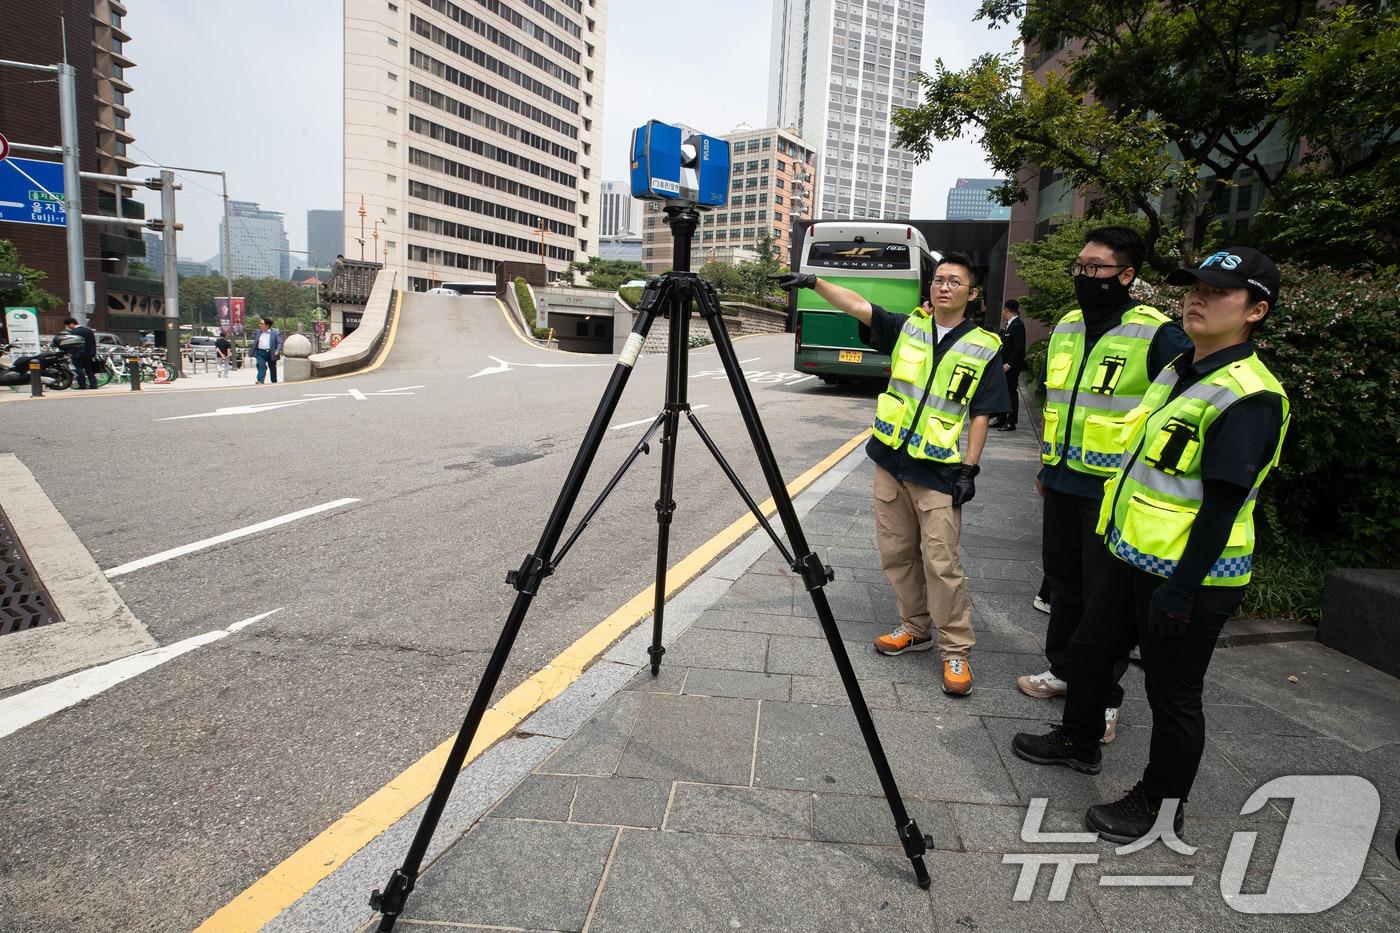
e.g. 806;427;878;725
57;63;86;325
161;170;181;372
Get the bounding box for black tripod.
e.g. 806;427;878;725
370;205;934;930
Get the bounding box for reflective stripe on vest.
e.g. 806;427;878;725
872;314;1001;464
1098;354;1289;588
1040;305;1171;477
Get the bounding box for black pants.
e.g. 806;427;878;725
1062;558;1244;803
1042;487;1128;706
71;352;96;389
1003;367;1021;426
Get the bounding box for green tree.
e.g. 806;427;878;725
127;259;158;279
893;1;1343;271
179;274;224;326
698;260;743;295
0;240;61;312
569;257;646;290
736;233;785;301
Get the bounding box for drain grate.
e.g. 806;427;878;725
0;503;62;636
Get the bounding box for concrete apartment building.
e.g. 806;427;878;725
343;0;607;289
218;201;291;280
767;0;922;219
598;179;641;236
0;0;159;336
640;125;817;273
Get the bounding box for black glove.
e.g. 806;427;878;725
951;463;979;507
771;272;817;290
1147;585;1194;639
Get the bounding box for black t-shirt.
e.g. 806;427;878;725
857;304;1011;494
215;337;232;357
1039;309;1195;500
1165;341;1285;490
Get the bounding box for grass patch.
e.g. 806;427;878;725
1239;536;1333;623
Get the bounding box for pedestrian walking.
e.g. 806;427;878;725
215;332;232;378
994;299;1026;431
253;317;282;384
774;252;1010;696
1012;246;1288;844
59;316;98;390
1016;227;1192;745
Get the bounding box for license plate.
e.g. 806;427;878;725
838;350;863;363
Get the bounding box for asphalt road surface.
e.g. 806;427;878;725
0;294;881;931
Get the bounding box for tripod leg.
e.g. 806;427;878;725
696;289;934;889
647;286;691;676
371;301;666;930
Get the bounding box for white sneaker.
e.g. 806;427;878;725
1102;707;1120;745
1032;595;1051;614
1016;670;1068;698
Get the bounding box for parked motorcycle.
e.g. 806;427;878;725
0;342;75;390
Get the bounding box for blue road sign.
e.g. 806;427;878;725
0;157;66;227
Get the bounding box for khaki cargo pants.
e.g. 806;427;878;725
873;465;975;659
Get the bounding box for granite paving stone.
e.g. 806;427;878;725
664;783;814;839
538;691;644;777
923;850;1105;932
616;693;758;786
811;793;960;851
406;819;616;930
489;772;576;821
691;606;817;638
569;776;671;828
682;666;791;701
788;674;902;709
662;627;770;673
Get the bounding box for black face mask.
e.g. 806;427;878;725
1074;274;1132;318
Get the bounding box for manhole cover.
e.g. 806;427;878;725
0;504;62;636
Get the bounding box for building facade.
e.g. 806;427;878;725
946;178;1011;220
307;208;344;269
218;201;291;280
343;0;608;289
598;179;641;236
596;233;641;262
640;125;816;273
0;0;157;337
767;0;922;220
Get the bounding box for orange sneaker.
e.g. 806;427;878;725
942;657;972;696
873;626;934;656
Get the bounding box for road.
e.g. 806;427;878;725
0;293;880;931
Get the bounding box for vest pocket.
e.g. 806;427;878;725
1040;407;1060;463
1227;521;1250;549
1079;414;1130;473
873;392;905;444
1121;492;1195;563
1046;352;1074;389
919;412;962;460
891;343;926;383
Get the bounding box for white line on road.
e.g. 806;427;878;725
348;388;368;400
738;357;761;364
468;356;614;378
0;609;282;740
610;404;709;431
102;499;359;578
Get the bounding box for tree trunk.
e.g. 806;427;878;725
1178;191;1200;268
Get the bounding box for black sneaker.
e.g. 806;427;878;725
1085;781;1184;844
1011;726;1103;774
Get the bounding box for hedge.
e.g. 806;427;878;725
514;277;536;330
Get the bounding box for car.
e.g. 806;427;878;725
426;287;461;295
620;279;650;290
183;335;241;366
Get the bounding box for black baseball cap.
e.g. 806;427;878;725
1165;247;1280;307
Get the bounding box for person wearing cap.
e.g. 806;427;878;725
1016;226;1192;747
773;251;1009;696
1011;246;1289;844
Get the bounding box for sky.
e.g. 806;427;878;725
124;0;1020;265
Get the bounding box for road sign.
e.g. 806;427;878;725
0;157;65;227
4;307;41;355
0;271;24;289
0;133;9;161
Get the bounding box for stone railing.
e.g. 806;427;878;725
287;269;398;380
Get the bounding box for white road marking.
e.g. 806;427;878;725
610;404;709;431
468;356;613;378
157;399;324;420
103;499;359;578
691;368;817;386
0;609;282;740
738;357;761;364
348;388;368;400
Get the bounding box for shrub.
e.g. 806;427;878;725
514;277;536;329
1023;338;1050;405
1249;264;1400;569
619;286;643;309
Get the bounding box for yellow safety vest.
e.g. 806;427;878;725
1097;352;1289;587
872;311;1001;464
1041;305;1172;476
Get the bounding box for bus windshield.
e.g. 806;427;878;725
804;241;912;271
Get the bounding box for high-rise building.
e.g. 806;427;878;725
142;231;165;271
641;125;817;273
598;180;641;236
767;0;922;220
946;178;1012;220
219;201;291;279
343;0;608;288
0;0;155;336
307;209;344;268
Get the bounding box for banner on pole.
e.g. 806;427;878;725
230;297;246;335
215;297;231;332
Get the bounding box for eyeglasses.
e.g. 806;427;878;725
931;276;967;290
1070;261;1129;277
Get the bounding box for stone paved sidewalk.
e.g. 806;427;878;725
346;425;1399;932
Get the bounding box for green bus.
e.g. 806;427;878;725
792;222;938;383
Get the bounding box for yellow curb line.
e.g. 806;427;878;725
196;427;871;933
0;291;404;405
